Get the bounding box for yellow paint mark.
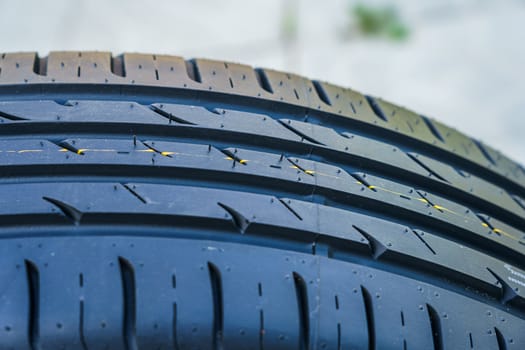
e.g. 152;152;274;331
433;205;445;211
355;181;363;185
239;159;248;164
59;148;68;152
161;151;176;156
304;170;315;175
137;149;155;153
417;198;429;203
368;185;376;190
224;156;233;160
290;165;299;169
76;149;86;155
481;222;489;228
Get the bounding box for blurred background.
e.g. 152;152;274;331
1;0;524;164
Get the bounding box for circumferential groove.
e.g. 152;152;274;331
208;262;224;350
360;286;375;350
293;272;310;350
426;303;443;350
25;260;40;350
312;80;332;106
111;55;125;77
185;59;202;83
365;96;388;122
254;68;273;94
118;257;138;350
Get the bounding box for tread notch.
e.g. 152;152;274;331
217;202;250;233
25;260;40;350
208;262;224;350
353;225;387;259
43;196;83;224
118;257;138;350
185;59;202;83
426;304;443;350
494;327;507;350
421;116;445;143
293;272;310;350
254;68;273;94
360;286;375;350
365;96;388;122
312;80;332;106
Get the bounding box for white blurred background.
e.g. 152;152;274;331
1;0;524;164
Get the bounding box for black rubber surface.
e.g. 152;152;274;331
0;52;523;349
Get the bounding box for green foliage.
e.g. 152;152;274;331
352;3;409;41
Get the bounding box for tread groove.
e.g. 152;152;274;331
25;260;40;350
217;202;250;233
79;300;88;350
312;80;332;106
278;198;303;220
0;110;28;121
42;196;83;224
353;225;387;259
207;262;224;350
486;267;518;304
412;230;437;255
494;327;507;350
172;303;180;350
111;55;125;77
118;257;138;350
259;309;265;350
426;303;443;350
121;184;148;204
293;272;310;350
406;153;449;183
277;120;324;145
185;59;202;83
360;286;375;350
421;116;445;143
254;68;273;94
150;105;197;125
473;139;497;166
365;96;388;122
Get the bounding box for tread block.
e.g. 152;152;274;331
0;100;169;124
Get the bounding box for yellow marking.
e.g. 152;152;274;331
304;169;315;175
355;181;363;185
161;151;176;156
239;159;248;164
417;198;428;203
481;222;489;228
137;149;155;153
290;165;299;169
493;228;515;239
59;148;68;152
76;149;86;155
224;156;233;160
368;185;376;190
